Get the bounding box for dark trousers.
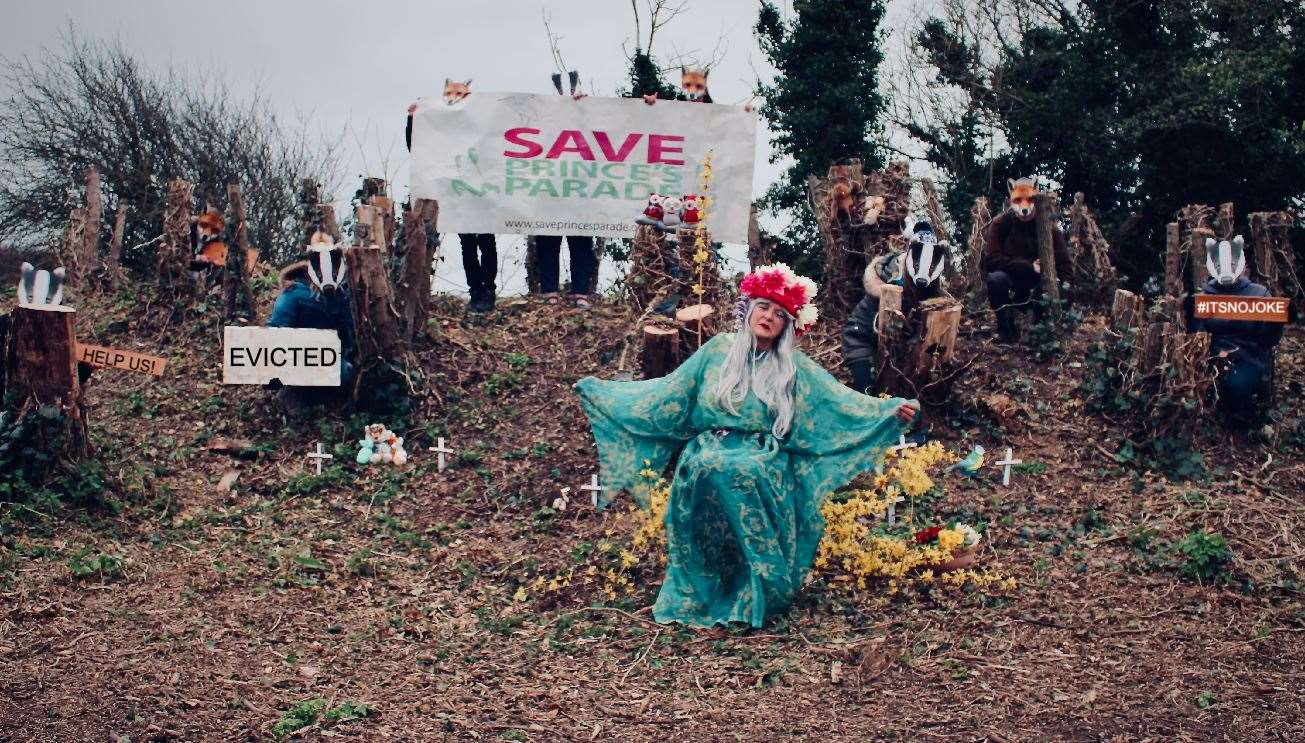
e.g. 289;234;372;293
987;269;1044;337
1218;352;1269;415
536;235;597;294
459;233;497;299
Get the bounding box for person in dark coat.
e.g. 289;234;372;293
536;71;599;307
842;222;949;394
406;87;498;312
983;178;1073;342
1186;236;1288;423
268;239;356;415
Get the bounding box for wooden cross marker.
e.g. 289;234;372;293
427;437;455;472
995;447;1022;486
885;495;906;526
307;442;333;475
878;434;918;475
888;434;918;456
580;474;605;507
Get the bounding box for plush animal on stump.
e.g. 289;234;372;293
983;178;1073;342
17;263;66;308
841;221;950;395
1186;235;1289;425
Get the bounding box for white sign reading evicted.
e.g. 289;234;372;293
409;92;756;243
222;327;341;387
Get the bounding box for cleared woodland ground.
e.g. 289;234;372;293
2;291;1303;742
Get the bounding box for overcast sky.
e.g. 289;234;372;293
0;0;922;295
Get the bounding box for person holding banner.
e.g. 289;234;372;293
575;264;917;628
407;91;499;313
268;236;356;415
1186;236;1288;422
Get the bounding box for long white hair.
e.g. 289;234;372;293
713;299;798;438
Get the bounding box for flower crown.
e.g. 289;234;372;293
738;262;819;335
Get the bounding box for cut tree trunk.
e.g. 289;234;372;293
1066;192;1117;306
1110;289;1144;335
398;199;438;341
640;325;680;379
345;246;410;401
60;208;88;290
1216;202;1235;240
318;204;342;242
1248;211;1296;300
354;205;379;247
82;167;102;290
910;298;961;376
1033;192;1062;314
298;179;322;243
158;179;194;295
105;203;126;290
1164;222;1183;298
963;197;991;311
4;306;89;459
223;183;258;322
1179;204;1214;291
676;304;715;357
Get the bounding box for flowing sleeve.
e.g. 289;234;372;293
574;335;721;508
783;352;916;500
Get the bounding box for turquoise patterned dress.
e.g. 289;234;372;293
575;333;914;627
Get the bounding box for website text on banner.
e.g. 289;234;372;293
409;93;756;244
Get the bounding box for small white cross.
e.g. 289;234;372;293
580;474;605;507
884;495;905;526
888;434;918;456
994;447;1022;486
307;442;333;475
427;437;454;472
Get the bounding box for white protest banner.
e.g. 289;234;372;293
222;327;341;386
410;93;756;243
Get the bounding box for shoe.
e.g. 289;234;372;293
574;296;592;309
995;308;1020;343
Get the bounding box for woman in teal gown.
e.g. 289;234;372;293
575;264;917;627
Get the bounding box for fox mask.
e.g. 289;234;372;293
1007;177;1039;222
680;67;709;102
442;78;472;106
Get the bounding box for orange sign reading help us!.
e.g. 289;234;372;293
1193;295;1290;323
76;343;167;376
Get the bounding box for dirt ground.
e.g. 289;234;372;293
2;289;1303;742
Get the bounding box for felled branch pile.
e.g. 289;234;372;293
626;225;682;312
808;159;911;322
1066;192;1118;307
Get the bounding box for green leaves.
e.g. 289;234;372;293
1175;530;1233;584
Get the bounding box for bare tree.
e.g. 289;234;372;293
0;30;339;269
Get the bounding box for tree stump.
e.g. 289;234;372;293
1066;192;1117;306
963;197;991;311
676;304;715;357
1248;211;1300;307
82;167;102;290
640;325;680;379
3;306;89;459
910;298;961;376
157;179;194;295
345;247;410;402
105;203;127;290
1215;202;1235;240
1033;192;1062;313
398;199;438;342
59;208;88;291
1110;289;1144;335
1179;204;1214;291
318;204;343;242
223;183;258;322
876;284;903;327
1164;222;1183;298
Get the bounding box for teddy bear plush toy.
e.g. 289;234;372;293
356;423;406;466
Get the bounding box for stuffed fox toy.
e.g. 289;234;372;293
191;209;258;274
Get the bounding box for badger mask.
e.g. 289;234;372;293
17;262;66;308
1205;236;1245;287
307;247;347;294
904;227;947;288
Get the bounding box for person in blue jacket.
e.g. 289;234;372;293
1186;235;1289;424
268;237;356;415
